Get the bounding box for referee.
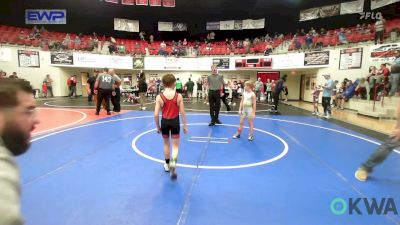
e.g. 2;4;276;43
208;64;225;126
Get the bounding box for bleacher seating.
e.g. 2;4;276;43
1;18;399;56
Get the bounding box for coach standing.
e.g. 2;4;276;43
109;69;122;113
94;68;116;115
272;74;287;113
208;64;225;126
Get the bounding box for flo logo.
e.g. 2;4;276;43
359;12;383;20
330;197;398;215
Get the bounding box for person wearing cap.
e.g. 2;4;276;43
321;74;334;119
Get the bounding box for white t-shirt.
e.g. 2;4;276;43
243;91;255;107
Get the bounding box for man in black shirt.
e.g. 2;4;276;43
271;75;287;113
87;70;98;102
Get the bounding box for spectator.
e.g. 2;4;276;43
44;74;53;97
176;78;183;94
210;31;215;42
293;36;301;50
138;72;147;110
390;50;400;96
40;25;47;33
338;28;348;44
355;78;369;100
255;78;263;102
88;37;95;51
183;38;188;46
336;81;346;110
375;17;386;45
118;42;126;54
331;80;339;107
379;63;390;94
149;34;154;44
305;34;313;49
343;80;356;102
139;31;145;41
74;35;81;46
196;77;203;99
0;78;40;225
320;28;327;35
185;78;195;102
41;81;48;98
67;75;77;98
9;72;18;79
18;31;25;41
264;42;273;55
265;79;272;103
109;69;122;113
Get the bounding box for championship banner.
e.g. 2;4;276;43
135;0;148;5
105;0;119;3
173;23;187;31
234;20;243;30
299;7;320;21
220;20;235;30
370;43;400;62
304;51;330;66
206;22;220;31
319;4;340;18
163;0;175;7
242;19;265;30
371;0;400;9
158;22;173;31
114;18;139;32
50;52;73;65
149;0;162;6
340;0;364;14
121;0;135;5
18;50;40;68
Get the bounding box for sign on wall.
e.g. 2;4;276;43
235;57;272;69
339;48;363;70
50;52;73;65
272;53;305;69
145;57;212;70
114;18;139;32
212;58;230;69
304;51;330;66
72;53;133;69
370;43;400;63
133;57;144;69
25;9;67;24
18;50;40;68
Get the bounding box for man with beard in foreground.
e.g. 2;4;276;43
0;78;39;225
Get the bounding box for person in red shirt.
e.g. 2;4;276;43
67;75;77;98
379;63;390;95
154;74;188;180
42;81;48;98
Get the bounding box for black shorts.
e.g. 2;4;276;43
176;89;183;94
161;116;180;139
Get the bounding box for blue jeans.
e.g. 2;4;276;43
389;73;400;96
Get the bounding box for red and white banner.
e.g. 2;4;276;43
136;0;148;5
149;0;162;6
163;0;175;7
121;0;135;5
105;0;119;3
